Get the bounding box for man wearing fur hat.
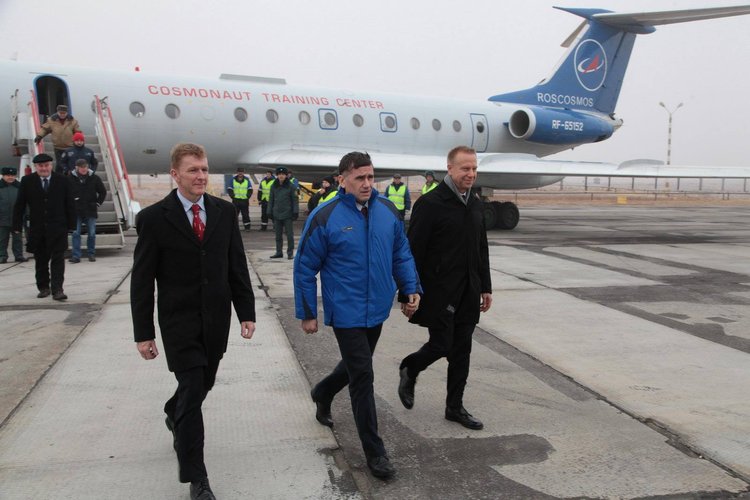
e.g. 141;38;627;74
62;132;98;175
34;105;81;173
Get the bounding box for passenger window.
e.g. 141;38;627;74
318;109;338;130
299;111;311;125
380;112;397;132
165;104;180;119
353;114;364;127
452;120;462;132
266;109;279;123
476;121;485;133
410;117;420;130
130;101;145;118
432;119;442;131
234;107;248;122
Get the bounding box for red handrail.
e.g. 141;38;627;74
104;99;134;199
94;95;133;198
28;89;44;154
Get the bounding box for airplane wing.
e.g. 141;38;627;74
255;149;750;188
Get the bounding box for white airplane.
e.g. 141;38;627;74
2;5;750;229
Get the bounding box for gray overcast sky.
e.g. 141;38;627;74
1;0;748;166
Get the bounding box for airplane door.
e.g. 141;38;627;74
470;113;488;152
34;75;71;119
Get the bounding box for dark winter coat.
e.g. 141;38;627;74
68;170;107;218
12;172;75;253
407;181;491;328
268;178;299;220
0;178;21;227
62;145;98;174
130;190;256;372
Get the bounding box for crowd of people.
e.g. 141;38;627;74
5;122;492;499
1;106;119;298
123;142;490;499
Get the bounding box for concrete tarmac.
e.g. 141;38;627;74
1;204;750;499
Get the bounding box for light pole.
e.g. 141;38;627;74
659;101;683;190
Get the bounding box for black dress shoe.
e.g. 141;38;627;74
52;290;67;301
37;289;51;298
165;416;178;452
270;253;283;258
287;254;293;260
15;257;27;262
367;455;395;479
311;390;333;428
190;477;216;500
445;406;484;430
398;367;416;409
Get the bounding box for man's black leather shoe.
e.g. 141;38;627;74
190;477;216;500
367;455;395;479
15;257;27;262
311;390;333;428
398;367;415;409
270;253;283;258
52;290;67;301
37;289;50;298
445;406;484;430
165;416;178;452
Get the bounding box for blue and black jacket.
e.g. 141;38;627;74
294;188;421;328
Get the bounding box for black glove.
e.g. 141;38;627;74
34;136;42;144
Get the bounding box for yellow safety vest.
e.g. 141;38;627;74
421;182;438;195
260;178;274;202
387;184;407;210
320;189;338;203
232;178;250;199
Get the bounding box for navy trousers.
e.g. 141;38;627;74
164;358;220;483
312;324;386;459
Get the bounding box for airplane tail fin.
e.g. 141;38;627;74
490;5;750;115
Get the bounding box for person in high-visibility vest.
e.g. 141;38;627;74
421;170;439;195
307;175;338;212
228;167;253;230
257;170;275;231
385;173;411;220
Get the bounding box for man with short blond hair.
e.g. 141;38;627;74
398;145;492;431
131;142;256;500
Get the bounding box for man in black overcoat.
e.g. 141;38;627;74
131;143;256;500
397;146;493;430
12;153;75;300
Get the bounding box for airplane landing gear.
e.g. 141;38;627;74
482;200;519;230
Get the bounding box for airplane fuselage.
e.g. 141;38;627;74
0;60;569;185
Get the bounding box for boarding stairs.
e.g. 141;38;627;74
10;91;140;250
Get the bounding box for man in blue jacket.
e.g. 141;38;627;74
294;151;421;480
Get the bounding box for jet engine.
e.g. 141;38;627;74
508;107;615;146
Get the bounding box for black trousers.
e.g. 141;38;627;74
164;358;220;483
53;148;66;174
260;201;269;228
274;218;294;256
400;321;476;409
311;325;386;459
33;233;67;292
232;199;251;229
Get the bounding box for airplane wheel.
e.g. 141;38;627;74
483;202;498;229
496;202;520;230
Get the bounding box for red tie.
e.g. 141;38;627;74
191;204;205;241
